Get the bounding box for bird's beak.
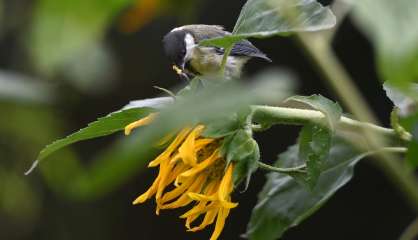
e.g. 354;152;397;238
172;65;184;75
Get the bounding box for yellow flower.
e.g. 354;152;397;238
125;113;238;240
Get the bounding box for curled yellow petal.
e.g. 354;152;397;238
178;149;219;179
210;207;230;240
124;113;157;135
218;164;237;208
156;162;175;201
160;175;194;204
133;175;160;205
188;192;215;202
178;125;204;166
159;174;206;209
130;124;237;240
148;128;191;167
188;209;218;232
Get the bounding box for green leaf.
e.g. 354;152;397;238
298;123;332;188
286;94;342;131
284;95;341;187
400;112;418;133
27;107;153;174
225;130;260;188
402;113;418;169
122;97;173;110
24;73;294;200
203;107;253;138
202;114;240;138
30;74;293;171
406;141;418;168
201;0;336;48
352;0;418;95
246;137;367;240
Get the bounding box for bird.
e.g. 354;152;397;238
162;24;271;79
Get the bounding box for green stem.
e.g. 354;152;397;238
251;105;396;138
219;46;233;77
323;0;352;43
258;162;306;174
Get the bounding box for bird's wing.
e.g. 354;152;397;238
187;25;271;62
215;40;271;62
190;25;229;42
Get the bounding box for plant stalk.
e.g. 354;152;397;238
295;33;418;212
251;105;395;138
220;46;233;77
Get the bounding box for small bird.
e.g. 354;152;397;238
162;24;271;79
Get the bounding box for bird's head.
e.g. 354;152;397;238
163;28;196;71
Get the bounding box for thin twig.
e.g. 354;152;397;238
258;162;306;174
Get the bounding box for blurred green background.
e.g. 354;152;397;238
0;0;414;239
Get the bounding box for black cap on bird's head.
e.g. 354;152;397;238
163;30;187;70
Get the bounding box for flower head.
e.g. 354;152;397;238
125;114;238;240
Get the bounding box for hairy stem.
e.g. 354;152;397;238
251;105;396;138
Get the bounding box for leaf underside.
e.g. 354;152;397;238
246;138;365;240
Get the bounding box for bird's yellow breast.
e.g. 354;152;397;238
189;46;248;78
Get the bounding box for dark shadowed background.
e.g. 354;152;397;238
0;0;413;239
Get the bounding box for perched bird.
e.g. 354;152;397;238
162;24;271;79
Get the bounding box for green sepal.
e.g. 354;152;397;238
202;114;240;138
202;107;252;139
224;130;260;189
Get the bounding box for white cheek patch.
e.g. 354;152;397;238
184;33;196;61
